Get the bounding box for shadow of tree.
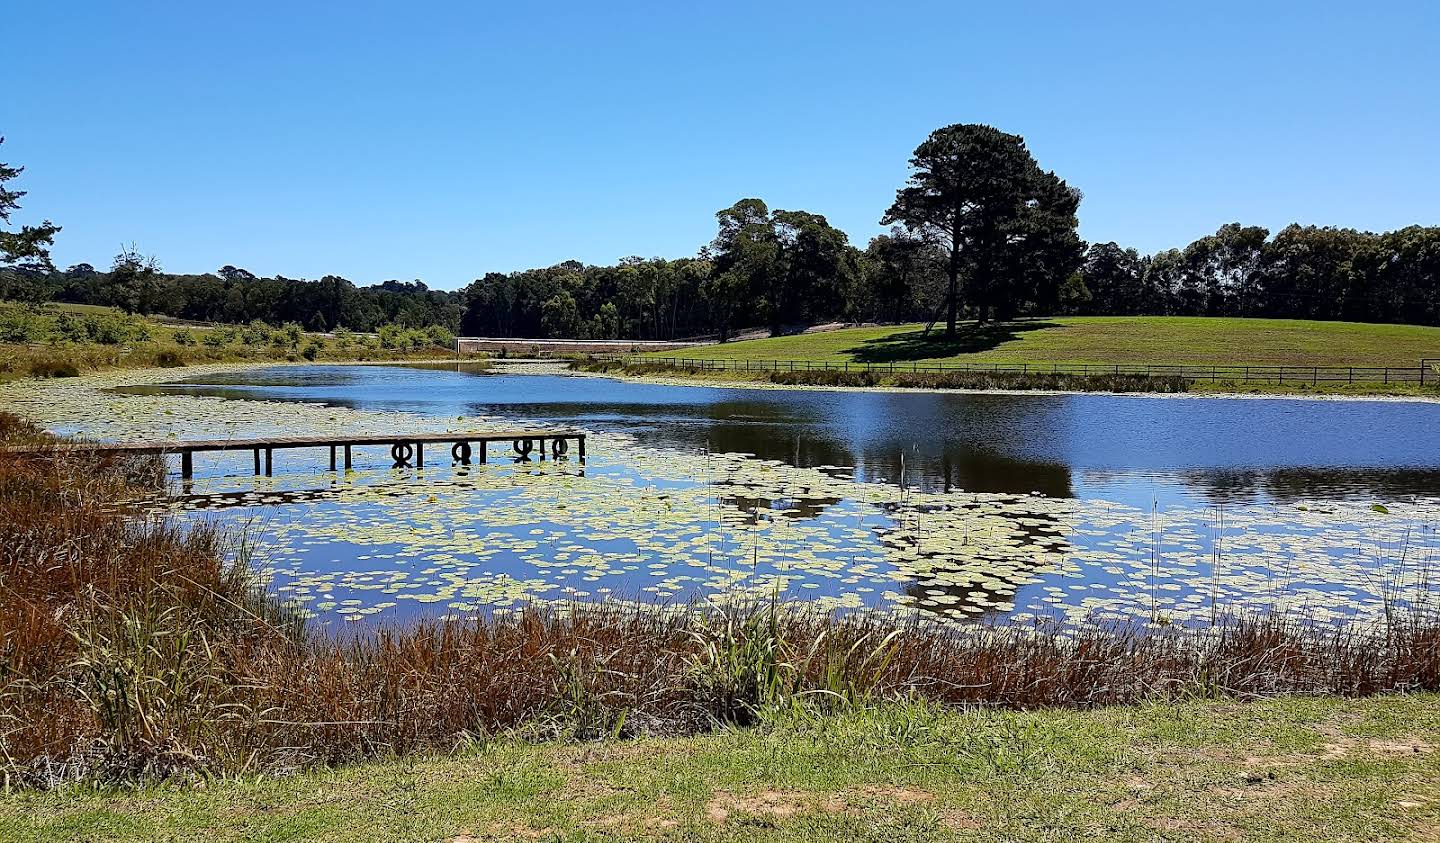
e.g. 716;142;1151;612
848;320;1062;363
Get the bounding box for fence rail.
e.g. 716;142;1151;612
593;355;1440;386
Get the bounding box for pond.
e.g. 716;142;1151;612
7;363;1439;630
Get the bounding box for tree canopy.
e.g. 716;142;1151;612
0;137;61;275
882;124;1083;335
2;124;1439;337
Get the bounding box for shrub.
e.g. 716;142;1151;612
154;350;185;368
300;340;322;360
27;358;80;378
0;308;46;343
202;327;235;347
376;324;403;349
171;329;195;346
241;320;273;345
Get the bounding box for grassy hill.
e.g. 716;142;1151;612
648;317;1440;369
0;301;460;382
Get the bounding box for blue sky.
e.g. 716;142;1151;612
6;1;1437;289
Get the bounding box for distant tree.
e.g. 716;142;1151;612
1056;272;1092;314
882;124;1082;332
217;265;257;283
864;228;945;323
1142;249;1185;314
1179;223;1268;315
594;301;621;339
106;245;161;314
1080;242;1146;314
540;289;581;337
0;137;60;271
707;199;779;339
770;209;858;331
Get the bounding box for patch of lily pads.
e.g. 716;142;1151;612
2;364;1436;630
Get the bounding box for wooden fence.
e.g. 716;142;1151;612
598;356;1440;386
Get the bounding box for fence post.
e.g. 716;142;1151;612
1312;367;1317;385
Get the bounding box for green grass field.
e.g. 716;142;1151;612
4;696;1437;842
653;317;1440;369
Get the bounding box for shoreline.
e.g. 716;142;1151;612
560;363;1440;405
6;358;1438;407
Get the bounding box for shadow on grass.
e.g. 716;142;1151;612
848;320;1062;363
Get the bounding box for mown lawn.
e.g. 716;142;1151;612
5;695;1438;842
652;317;1440;368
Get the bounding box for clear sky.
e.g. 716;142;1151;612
6;1;1438;289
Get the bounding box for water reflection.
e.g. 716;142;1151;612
117;364;1440;506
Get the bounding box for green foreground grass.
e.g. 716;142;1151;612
654;317;1440;369
5;696;1438;842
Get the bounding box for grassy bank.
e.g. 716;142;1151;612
0;302;469;382
575;359;1440;398
5;695;1439;841
649;317;1440;369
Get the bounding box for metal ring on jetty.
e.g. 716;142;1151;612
552;437;569;456
512;438;534;461
390;442;415;468
451;441;472;464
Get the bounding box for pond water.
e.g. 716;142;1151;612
8;363;1439;630
120;363;1440;508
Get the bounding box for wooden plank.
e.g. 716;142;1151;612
1;431;587;457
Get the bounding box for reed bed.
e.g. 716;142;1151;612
575;359;1191;393
2;411;1438;787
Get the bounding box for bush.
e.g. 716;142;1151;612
0;308;46;343
171;329;195;346
241;320;273;345
202;327;235;347
154;350;185;368
27;358;80;378
300;340;322;360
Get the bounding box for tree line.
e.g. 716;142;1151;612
4;130;1439;339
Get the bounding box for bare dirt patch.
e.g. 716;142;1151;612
705;785;952;825
1243;735;1435;769
705;790;846;823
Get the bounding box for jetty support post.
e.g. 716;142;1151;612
252;448;261;475
264;448;273;476
180;450;193;480
344;445;353;470
478;440;487;464
578;434;586;461
329;446;337;472
416;442;424;468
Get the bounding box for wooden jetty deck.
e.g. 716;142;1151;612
1;431;586;478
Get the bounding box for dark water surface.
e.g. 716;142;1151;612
120;363;1440;507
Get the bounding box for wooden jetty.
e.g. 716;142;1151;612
2;431;586;478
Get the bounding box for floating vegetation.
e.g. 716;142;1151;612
1;365;1437;632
